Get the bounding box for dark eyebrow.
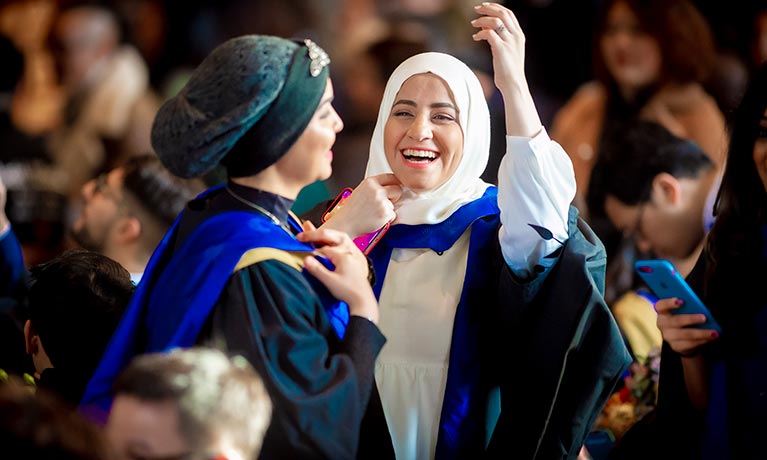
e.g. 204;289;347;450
392;99;417;107
392;99;457;111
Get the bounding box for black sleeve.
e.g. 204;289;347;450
299;198;335;227
197;259;385;460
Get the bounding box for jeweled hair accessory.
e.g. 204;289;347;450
305;39;330;77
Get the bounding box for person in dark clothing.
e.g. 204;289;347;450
0;33;49;167
82;35;393;460
24;249;134;406
0;379;115;460
612;61;767;460
0;32;65;265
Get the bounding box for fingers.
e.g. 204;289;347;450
366;174;403;203
369;173;402;187
654;297;685;314
297;227;349;247
654;296;719;356
472;3;523;40
661;327;718;357
303;255;335;284
655;298;708;329
382;185;403;203
302;220;317;232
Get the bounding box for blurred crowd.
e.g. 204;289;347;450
2;0;767;458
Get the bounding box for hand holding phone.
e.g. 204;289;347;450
322;188;390;255
634;259;721;333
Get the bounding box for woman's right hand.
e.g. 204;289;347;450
320;173;402;238
656;297;719;357
298;222;379;324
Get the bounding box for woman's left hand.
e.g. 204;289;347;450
298;221;379;323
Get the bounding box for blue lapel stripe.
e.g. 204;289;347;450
368;187;501;458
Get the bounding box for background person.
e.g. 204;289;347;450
587;120;718;360
24;249;134;406
45;3;160;198
70;154;205;283
551;0;726;216
107;347;271;460
614;60;767;460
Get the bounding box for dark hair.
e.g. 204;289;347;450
113;348;271;459
0;381;114;459
0;33;23;93
588;120;713;218
705;63;767;306
27;249;134;396
366;34;429;83
121;155;205;253
594;0;716;88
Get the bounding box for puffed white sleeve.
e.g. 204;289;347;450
497;127;576;278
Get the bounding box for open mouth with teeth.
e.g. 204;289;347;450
402;148;438;164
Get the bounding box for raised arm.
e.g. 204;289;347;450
472;3;575;277
472;2;540;138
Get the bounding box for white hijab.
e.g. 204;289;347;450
364;52;492;225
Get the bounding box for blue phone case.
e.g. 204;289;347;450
634;259;721;333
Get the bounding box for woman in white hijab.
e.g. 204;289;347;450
323;3;576;458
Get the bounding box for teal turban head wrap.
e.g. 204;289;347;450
151;35;330;178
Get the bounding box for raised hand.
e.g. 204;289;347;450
321;173;402;238
471;2;542;138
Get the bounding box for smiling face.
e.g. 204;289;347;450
383;73;464;193
600;0;662;94
275;78;343;193
753;107;767;192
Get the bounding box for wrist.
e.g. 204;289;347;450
677;347;702;358
348;292;379;324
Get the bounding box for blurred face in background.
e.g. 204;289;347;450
107;396;190;460
600;0;662;96
604;178;705;261
49;7;118;90
70;167;126;253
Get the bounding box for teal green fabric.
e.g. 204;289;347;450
291;180;331;215
486;206;632;459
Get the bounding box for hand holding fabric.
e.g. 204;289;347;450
298;221;379;323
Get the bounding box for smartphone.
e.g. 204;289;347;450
322;187;390;255
634;259;721;333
